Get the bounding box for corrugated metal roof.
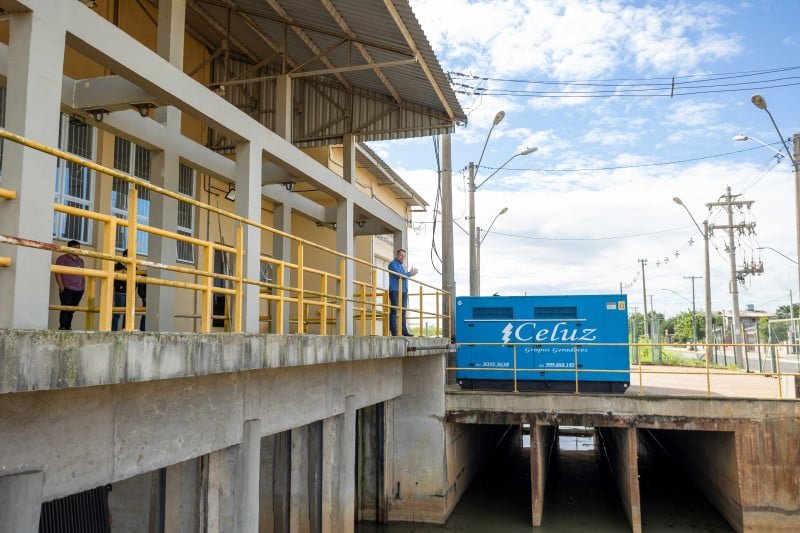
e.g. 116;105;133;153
356;143;427;208
184;0;465;145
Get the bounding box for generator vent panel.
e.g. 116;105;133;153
534;306;578;319
472;307;514;319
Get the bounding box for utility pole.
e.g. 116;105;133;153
620;282;624;294
638;259;649;339
468;161;478;296
684;275;701;348
476;226;482;295
441;133;454;339
707;187;756;368
790;290;796;355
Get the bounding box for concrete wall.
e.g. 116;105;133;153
385;355;500;524
598;427;641;533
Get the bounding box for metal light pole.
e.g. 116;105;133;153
673;197;714;361
475;207;508;296
467;122;536;295
748;95;800;301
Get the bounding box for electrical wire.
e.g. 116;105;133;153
449;65;800;98
479;141;784;173
487;225;692;241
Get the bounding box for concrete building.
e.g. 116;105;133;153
0;1;481;531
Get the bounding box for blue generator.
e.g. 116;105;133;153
455;294;629;393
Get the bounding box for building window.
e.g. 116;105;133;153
177;164;195;263
112;137;151;255
53;114;95;243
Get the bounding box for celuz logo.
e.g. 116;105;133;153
501;321;597;344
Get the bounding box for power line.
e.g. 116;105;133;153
488;225;692;241
478;142;784;173
448;65;800;85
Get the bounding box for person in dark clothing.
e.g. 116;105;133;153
111;250;128;331
54;240;85;330
388;248;418;336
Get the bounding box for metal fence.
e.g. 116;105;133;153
0;128;448;336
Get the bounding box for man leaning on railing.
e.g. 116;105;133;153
388;248;418;337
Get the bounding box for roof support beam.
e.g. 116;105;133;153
382;0;455;120
320;0;402;104
263;0;352;89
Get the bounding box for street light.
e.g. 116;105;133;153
757;246;798;265
476;207;509;295
673;196;714;361
746;94;800;306
468;112;537;295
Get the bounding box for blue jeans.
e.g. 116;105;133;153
111;292;126;331
389;291;409;336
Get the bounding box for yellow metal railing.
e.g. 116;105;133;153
449;341;800;400
0;128;450;335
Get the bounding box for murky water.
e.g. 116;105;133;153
358;427;732;532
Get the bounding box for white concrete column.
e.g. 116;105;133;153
0;7;66;329
272;203;292;333
0;470;43;533
336;199;354;334
340;395;357;532
147;143;180;332
235;142;263;333
342;134;356;183
393;231;407;255
238;419;261;533
275;75;293;141
146;0;185;332
156;0;186;69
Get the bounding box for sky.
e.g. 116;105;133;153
369;0;800;319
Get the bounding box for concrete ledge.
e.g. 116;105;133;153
445;390;800;426
0;330;449;393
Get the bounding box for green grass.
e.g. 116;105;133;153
630;342;738;370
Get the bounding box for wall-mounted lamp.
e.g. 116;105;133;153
357;220;366;228
224;185;236;202
282;182;295;192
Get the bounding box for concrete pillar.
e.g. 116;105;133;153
275;75;292;141
156;0;185;69
146;0;185;332
147;145;179;332
238;419;261;533
340;395;357;532
272;203;292;333
529;424;556;526
290;423;322;533
321;413;344;532
235;142;263;333
599;427;642;533
206;446;239;533
0;7;66;329
272;431;291;532
336;199;354;334
342;134;356;183
0;470;43;533
164;459;200;533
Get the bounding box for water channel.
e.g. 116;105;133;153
358;427;732;532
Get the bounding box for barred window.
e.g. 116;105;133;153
53;114;95;243
111;137;151;255
176;164;195;263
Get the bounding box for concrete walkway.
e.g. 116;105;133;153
627;364;794;399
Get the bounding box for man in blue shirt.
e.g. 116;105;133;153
388;248;418;336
